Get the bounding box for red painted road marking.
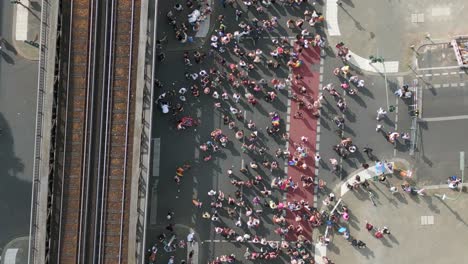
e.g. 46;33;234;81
285;46;321;241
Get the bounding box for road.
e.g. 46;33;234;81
146;0;468;263
0;1;39;252
147;0;322;262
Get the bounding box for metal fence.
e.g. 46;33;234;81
409;79;419;156
28;0;54;263
139;3;157;264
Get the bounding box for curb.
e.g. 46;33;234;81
131;0;151;263
1;236;30;264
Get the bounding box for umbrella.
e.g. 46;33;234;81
375;162;386;175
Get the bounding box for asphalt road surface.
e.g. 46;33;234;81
146;0;468;263
0;1;38;251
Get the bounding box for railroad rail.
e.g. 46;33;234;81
96;0;138;262
56;0;97;262
53;0;140;263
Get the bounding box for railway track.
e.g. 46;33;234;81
57;0;97;262
54;0;140;263
97;0;139;262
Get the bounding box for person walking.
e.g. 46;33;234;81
381;226;391;235
235;10;242;21
168;256;175;264
167;211;174;220
376;107;387;120
376;124;383;132
233;93;240;103
390;186;398;194
374;229;384;239
363;147;373;158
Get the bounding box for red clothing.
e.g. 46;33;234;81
374;231;383;238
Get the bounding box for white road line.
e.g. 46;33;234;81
421;115;468;122
460;83;465;86
451;72;458;75
442;72;449;76
418;65;461;71
423;182;468;190
433;73;440;76
451;83;459;87
348;50;399;73
152;138;161;177
459;71;466;74
15;0;29;41
326;0;341;36
203;239;284;244
260;36;298;40
425;74;432;77
313;57;324;234
433;84;441;88
315;243;327;264
442;83;450;87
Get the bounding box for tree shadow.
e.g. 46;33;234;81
1;40;18;55
0;113;29;248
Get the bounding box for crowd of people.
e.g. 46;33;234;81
154;0;334;262
151;0;431;263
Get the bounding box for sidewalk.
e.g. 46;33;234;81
11;0;40;60
324;0;468;73
314;158;468;264
416;42;459;70
0;236;29;264
147;224;199;264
